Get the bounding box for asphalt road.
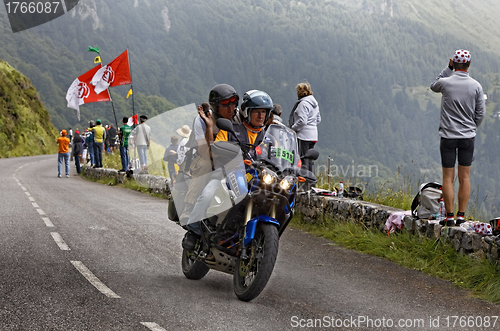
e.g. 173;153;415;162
1;154;499;331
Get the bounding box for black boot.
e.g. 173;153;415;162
182;231;200;251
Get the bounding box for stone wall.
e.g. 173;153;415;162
295;193;500;262
83;167;499;262
82;167;171;198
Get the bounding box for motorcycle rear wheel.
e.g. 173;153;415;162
233;223;279;301
181;249;210;280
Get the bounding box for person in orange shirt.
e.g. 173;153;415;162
57;129;71;178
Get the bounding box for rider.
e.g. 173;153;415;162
181;90;274;252
215;90;273;150
181;84;242;251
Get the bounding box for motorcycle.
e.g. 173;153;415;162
168;119;318;301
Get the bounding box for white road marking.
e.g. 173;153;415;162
25;192;31;196
21;186;26;191
50;232;71;251
70;261;120;298
42;217;54;227
29;197;35;202
36;209;46;215
32;203;39;208
140;322;168;331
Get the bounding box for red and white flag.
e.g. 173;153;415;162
127;114;138;126
91;50;132;95
66;64;111;119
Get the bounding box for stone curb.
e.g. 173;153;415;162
295;193;498;262
82;167;498;262
81;166;171;198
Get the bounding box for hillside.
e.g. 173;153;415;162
0;60;58;157
1;0;500;214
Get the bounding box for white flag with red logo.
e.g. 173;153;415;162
91;50;132;95
66;64;111;119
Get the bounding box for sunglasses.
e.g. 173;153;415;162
219;95;238;106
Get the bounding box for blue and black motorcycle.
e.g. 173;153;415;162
169;119;318;301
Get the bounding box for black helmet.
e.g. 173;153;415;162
240;90;273;128
208;84;239;116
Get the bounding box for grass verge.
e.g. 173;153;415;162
291;213;500;304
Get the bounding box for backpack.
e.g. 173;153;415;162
410;182;442;219
176;139;189;165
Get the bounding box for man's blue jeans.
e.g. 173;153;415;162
88;141;95;165
94;142;104;167
58;152;69;176
137;145;148;168
120;145;129;171
186;178;220;235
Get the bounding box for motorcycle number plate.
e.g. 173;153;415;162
275;147;294;164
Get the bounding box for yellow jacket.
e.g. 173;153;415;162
92;125;106;143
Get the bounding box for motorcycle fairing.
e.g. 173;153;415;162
244;215;280;246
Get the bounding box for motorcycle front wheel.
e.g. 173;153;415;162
181;249;210;280
233;223;279;301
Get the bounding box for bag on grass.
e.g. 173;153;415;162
489;218;500;236
410;182;442;219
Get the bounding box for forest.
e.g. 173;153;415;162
1;0;500;215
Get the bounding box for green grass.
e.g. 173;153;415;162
291;214;500;304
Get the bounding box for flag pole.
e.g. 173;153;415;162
127;47;136;129
127;47;138;173
108;90;119;129
96;48;119;129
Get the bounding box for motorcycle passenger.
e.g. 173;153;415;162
181;84;242;251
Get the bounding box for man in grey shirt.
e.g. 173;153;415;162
134;115;151;173
430;49;485;226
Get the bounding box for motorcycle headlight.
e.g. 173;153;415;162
262;169;277;185
279;176;294;190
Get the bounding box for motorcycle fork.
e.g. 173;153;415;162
239;197;277;260
240;197;254;260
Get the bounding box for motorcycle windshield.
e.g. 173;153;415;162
256;124;299;172
127;104;245;227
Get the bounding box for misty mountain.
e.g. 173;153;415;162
1;0;500;215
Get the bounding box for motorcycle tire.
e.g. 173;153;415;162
233;223;279;301
181;249;209;280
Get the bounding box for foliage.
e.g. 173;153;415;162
291;214;500;304
0;60;58;157
2;0;500;214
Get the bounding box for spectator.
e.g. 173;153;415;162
134;115;151;173
72;130;83;175
430;49;485;226
108;124;117;154
104;125;110;153
164;135;179;185
175;124;192;171
86;120;96;167
289;82;321;173
81;129;88;166
57;129;70;178
92;119;106;168
118;117;133;172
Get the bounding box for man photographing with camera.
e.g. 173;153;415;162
430;49;485;226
